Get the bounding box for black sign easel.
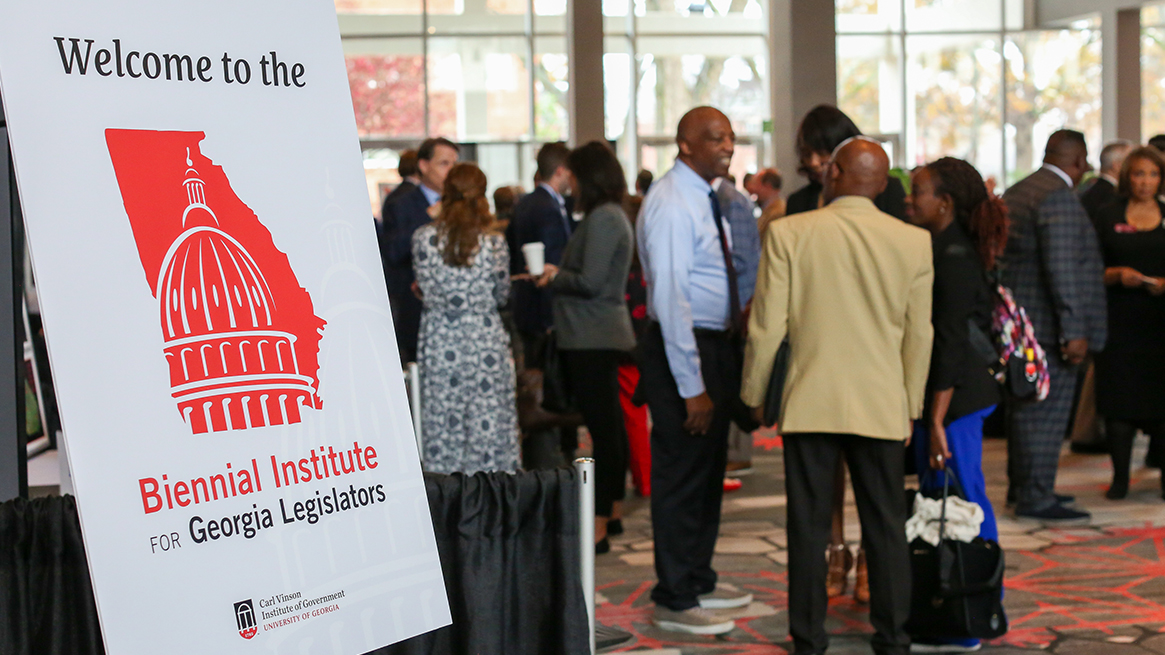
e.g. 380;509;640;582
0;89;28;502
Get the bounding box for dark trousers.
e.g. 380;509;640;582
1007;355;1077;512
519;328;578;460
519;329;548;370
784;433;911;655
637;324;738;610
563;349;629;517
1107;418;1165;487
389;288;422;366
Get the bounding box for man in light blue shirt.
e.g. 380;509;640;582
639;156;734;406
635;106;753;635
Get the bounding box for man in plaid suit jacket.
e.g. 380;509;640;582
1001;129;1107;522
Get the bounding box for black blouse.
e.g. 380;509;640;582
928;222;1001;423
785;176;908;220
1094;198;1165;355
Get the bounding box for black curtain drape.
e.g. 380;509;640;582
0;495;104;655
372;469;589;655
0;469;588;655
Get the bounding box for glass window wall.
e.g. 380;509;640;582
837;0;1101;192
605;2;769;183
1143;4;1165;140
338;0;565;215
1005;25;1101;184
339;0;769;211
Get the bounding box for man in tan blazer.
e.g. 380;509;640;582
742;138;933;655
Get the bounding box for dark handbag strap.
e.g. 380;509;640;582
935;467;970;551
919;466;968;503
931;467;1005;597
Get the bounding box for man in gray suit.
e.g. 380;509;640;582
1001;129;1107;522
715;177;760;475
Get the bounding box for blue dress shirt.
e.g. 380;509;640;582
539;182;572;236
637;160;733;398
419;182;441;206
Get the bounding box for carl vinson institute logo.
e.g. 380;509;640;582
234;599;258;639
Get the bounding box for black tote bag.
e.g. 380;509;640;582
905;468;1008;641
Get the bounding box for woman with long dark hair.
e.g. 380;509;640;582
536;142;635;552
1094;146;1165;500
786;104;907;219
906;156;1009;653
413;163;519;474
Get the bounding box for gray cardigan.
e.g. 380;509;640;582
550;202;635;351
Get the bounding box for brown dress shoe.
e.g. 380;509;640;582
853;549;869;604
826;544;853;598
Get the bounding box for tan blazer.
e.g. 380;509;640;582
757;197;786;235
741;196;934;441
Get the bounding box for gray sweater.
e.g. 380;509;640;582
550;202;635;351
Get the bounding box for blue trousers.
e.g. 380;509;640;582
911;405;1001;650
912;405;998;542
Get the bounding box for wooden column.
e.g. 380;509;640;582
768;0;838;179
567;0;605;147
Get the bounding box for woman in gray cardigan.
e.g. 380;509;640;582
536;142;634;553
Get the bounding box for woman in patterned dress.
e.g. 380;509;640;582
412;163;519;474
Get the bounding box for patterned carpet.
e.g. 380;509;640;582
593;432;1165;654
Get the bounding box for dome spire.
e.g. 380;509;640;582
181;148;218;227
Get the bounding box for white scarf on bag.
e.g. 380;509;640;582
905;492;984;546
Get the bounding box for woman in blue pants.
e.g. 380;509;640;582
906;157;1009;653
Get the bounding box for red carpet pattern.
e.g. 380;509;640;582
595;437;1165;653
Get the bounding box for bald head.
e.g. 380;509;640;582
676;106;735;181
822;137;890;203
1045;130;1086;161
677;107;727;142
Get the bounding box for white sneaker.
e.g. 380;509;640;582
652;605;736;635
698;582;753;609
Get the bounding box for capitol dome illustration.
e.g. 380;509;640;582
155;151;319;434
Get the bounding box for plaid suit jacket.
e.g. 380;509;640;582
1000;167;1107;351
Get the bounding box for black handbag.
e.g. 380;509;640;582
541;330;576;414
906;467;1008;641
762;339;790;427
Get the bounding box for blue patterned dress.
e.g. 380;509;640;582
412;225;519;474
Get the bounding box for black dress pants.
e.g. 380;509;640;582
1107;418;1165;486
637;324;738;610
562;349;629;517
521;328;581;461
784;433;911;655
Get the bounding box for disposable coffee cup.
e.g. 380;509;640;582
522;242;546;276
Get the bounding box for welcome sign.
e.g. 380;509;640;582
0;1;450;653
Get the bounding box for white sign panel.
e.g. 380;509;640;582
0;1;450;652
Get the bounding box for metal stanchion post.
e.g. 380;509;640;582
574;457;596;655
407;362;422;464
